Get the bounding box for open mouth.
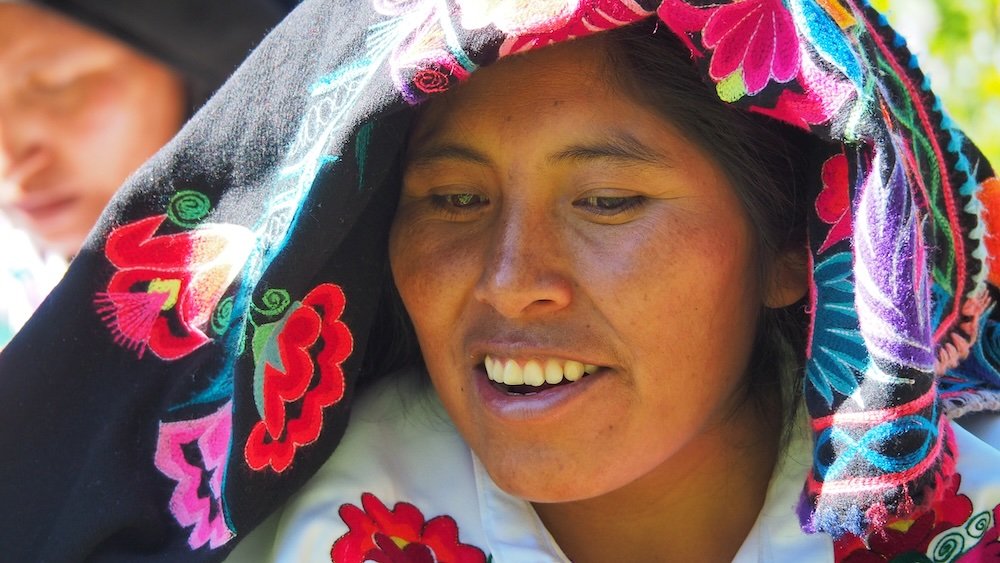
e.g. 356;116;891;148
483;355;601;395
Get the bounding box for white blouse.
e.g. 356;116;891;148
228;371;1000;562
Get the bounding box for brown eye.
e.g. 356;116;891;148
573;195;646;216
432;193;489;209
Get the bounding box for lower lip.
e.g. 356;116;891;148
473;366;608;422
16;197;77;225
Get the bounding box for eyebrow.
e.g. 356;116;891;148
405;132;675;170
406;144;491;169
549;132;674;168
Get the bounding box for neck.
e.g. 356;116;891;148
532;398;781;563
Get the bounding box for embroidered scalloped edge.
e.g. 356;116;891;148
943;390;1000;419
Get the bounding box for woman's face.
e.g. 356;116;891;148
0;4;186;257
390;39;784;502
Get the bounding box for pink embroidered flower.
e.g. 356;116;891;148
331;493;486;563
154;402;234;550
244;283;353;473
815;153;852;254
94;214;253;360
496;0;653;56
702;0;801;95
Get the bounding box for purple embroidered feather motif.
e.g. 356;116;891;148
855;152;933;372
803;144;951;538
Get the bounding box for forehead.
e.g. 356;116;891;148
409;39;616;139
405;38;705;173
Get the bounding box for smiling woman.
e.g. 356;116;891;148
389;36;796;561
1;2;999;563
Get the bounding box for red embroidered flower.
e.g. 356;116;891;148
94;214;253;360
835;473;975;562
494;0;653;57
331;493;486;563
815;152;852;254
398;54;473;103
244;283;353;473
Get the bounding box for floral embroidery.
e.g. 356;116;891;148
154;402;235;550
834;473;999;562
244;283;353;472
94;211;254;360
750;50;856;130
496;0;653;57
657;0;800;99
398;51;472;102
370;0;477;105
806;251;867;406
956;505;1000;561
331;493;486;563
816;152;852;254
702;0;800;96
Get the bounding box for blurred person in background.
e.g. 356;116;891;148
0;0;291;347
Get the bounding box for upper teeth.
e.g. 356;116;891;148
484;356;599;386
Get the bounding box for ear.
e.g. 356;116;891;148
764;246;809;308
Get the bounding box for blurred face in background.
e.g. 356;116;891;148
0;3;186;258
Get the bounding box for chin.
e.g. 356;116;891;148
484;458;618;504
34;233;81;259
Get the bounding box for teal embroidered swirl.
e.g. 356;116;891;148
211;297;235;335
814;414;939;479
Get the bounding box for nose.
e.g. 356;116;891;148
0;100;48;200
473;205;574;318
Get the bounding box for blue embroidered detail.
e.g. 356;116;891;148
807;251;868;406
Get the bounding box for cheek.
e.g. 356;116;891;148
62;69;183;189
586;210;760;373
388;218;480;347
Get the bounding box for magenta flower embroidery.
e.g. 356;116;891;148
154;402;235;550
703;0;801;95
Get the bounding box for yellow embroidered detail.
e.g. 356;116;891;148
717;70;746;102
886;519;915;533
148;278;182;311
391;536;410;550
